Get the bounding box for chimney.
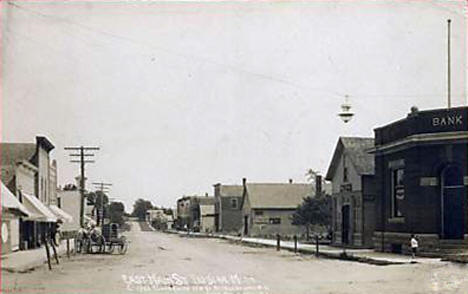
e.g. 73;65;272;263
289;179;293;184
242;178;247;188
315;175;322;196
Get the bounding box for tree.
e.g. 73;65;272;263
162;207;173;216
87;190;109;226
131;198;153;221
305;169;327;191
109;202;125;225
292;195;331;240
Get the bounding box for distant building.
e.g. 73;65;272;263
372;106;468;253
176;195;216;232
326;137;376;248
57;186;81;232
213;184;243;233
193;197;216;233
241;178;313;237
176;197;192;229
146;209;165;223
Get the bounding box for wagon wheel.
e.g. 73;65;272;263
108;243;116;254
87;239;95;254
88;235;105;254
74;238;81;253
85;239;92;254
97;235;106;253
118;237;128;254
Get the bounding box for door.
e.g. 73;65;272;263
214;214;219;232
442;166;465;239
342;205;350;245
10;219;19;251
244;216;249;235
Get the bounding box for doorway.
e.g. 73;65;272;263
342;205;350;245
441;165;465;239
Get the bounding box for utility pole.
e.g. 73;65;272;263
65;146;99;227
447;19;451;109
92;182;112;226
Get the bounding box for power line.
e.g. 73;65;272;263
6;1;343;98
7;2;466;103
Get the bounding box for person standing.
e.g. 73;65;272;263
410;234;418;259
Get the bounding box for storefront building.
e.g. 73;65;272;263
1;183;31;255
372;106;468;253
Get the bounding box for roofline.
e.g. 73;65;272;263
369;131;468;154
373;106;468;131
16;160;38;172
325;137;375;180
36;136;55;152
325;138;343;180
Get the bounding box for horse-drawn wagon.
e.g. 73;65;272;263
76;223;128;254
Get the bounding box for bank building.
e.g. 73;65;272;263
371;106;468;254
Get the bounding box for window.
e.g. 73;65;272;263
392;168;405;217
269;217;281;224
254;210;263;216
231;198;238;209
343;153;349;183
343;167;349;183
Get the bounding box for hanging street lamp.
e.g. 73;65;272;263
338;95;354;123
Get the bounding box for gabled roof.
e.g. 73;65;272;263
0;143;37;185
217;185;243;197
244;183;313;209
325;137;375;180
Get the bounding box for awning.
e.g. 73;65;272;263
1;183;31;217
49;205;73;223
22;193;57;222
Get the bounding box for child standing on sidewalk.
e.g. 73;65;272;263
410;234;418;259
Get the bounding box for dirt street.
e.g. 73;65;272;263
2;222;467;294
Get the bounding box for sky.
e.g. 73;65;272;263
1;0;466;212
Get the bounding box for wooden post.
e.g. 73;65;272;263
74;237;77;255
44;238;52;270
293;235;298;254
50;239;60;264
315;235;319;257
276;234;280;251
67;238;70;259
